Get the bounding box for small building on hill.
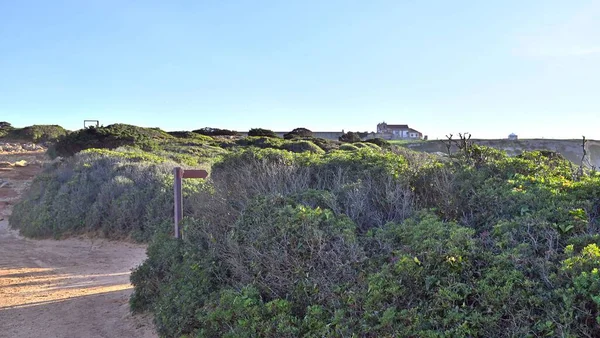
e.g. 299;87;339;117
376;122;423;140
508;133;518;140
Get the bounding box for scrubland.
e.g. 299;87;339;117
8;124;600;337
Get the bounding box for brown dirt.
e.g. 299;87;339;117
0;149;158;338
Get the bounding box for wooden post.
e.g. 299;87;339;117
173;167;208;239
173;167;183;239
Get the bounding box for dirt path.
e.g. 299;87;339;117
0;149;157;338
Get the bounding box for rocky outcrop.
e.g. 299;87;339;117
0;142;46;153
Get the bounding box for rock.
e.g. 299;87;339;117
0;142;45;153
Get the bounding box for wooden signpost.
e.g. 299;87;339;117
173;167;208;239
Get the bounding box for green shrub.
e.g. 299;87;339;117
208;148;413;232
51;124;172;157
11;123;600;336
248;128;278;138
364;137;390;148
9;148;206;241
132;197;364;337
0;121;14;138
193;127;240;137
224;198;363;304
167;131;215;143
137;208;597;337
304;137;340;152
1;124;68;143
194;286;301;338
283;128;313;140
354;142;381;150
128;144;600;336
242;136;338;153
235;136;286;150
559;244;600;336
130;234;183;312
338;131;362;143
339;144;359;151
281;140;325;154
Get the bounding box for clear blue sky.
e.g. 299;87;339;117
1;0;599;139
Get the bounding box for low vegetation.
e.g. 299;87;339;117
338;131;362;143
0;122;68;143
10;148;193;241
193;127;240;137
130;144;600;337
10;122;600;337
284;127;313;139
364;137;391;148
50;124;174;157
10;124;351;242
248;128;278;138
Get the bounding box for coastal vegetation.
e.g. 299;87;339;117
8;123;600;337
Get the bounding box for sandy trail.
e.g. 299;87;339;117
0;149;157;338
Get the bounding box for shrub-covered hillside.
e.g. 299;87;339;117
10;124;600;337
10;124;377;242
51;124;177;157
128;145;600;337
0;122;68;143
49;123;353;158
9;148;208;242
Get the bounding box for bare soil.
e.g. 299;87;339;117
0;149;157;338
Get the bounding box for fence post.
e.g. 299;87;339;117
173;167;183;239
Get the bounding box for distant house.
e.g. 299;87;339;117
508;133;518;140
376;122;423;140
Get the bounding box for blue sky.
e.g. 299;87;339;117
1;0;599;139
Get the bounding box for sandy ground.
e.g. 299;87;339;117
0;150;158;338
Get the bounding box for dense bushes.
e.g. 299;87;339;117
0;121;14;138
193;127;240;137
283;127;313;140
233;136;340;154
12;125;68;143
281;140;324;154
167;131;215;143
51;124;173;157
248;128;278;138
9;132;356;242
338;131;362;143
128;145;600;337
11;122;600;336
364;137;390;148
0;124;68;143
132;197;366;337
339;143;359;151
9;148;205;241
52;126;218;159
